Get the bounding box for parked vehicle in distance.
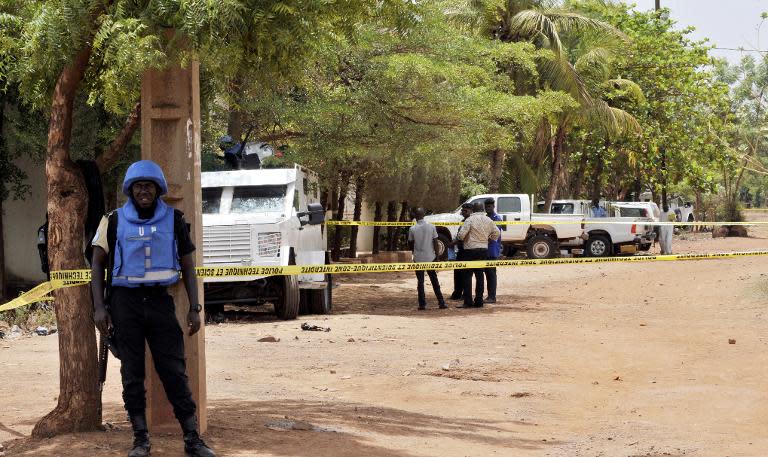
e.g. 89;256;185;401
425;194;585;260
538;200;656;256
639;192;695;222
201;165;331;320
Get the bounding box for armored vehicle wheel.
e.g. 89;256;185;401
310;274;333;314
274;275;299;320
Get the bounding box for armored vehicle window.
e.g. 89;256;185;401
202;187;223;214
231;185;286;213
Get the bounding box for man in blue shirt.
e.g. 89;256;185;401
590;198;607;218
484;198;503;303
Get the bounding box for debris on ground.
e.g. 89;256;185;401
301;323;331;332
35;326;49;336
257;336;280;342
265;419;316;432
729;338;736;344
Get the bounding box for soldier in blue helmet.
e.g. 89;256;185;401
90;160;216;457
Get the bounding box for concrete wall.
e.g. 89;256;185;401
3;154;47;286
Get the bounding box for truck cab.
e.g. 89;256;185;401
200;165;331;319
540;199;656;256
425;194;584;259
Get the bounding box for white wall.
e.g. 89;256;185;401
342;190;376;254
3;154;47;285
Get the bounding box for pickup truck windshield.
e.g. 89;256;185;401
231;185;286;213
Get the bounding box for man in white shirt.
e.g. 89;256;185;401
456;202;500;308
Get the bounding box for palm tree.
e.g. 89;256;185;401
457;1;641;208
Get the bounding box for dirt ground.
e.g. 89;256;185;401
2;218;768;457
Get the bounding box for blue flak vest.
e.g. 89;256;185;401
112;199;181;287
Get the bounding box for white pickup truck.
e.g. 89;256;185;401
200;165;331;320
425;194;585;259
540;200;656;256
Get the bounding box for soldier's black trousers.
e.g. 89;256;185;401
110;286;196;421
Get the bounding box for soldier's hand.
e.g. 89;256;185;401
187;310;202;336
93;306;111;335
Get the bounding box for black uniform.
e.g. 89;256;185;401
107;211;197;420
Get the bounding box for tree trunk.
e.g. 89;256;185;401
396;201;410;251
95;101;141;173
32;46;101;438
0;197;5;301
226;77;245;141
348;176;365;258
543;125;567;212
591;138;609;202
331;172;351;261
571;151;589;198
372;201;382;254
385;200;397;251
660;146;668;210
0;91;6;301
488;149;505;193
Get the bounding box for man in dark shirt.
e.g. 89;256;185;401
449;204;473;300
484;198;503;303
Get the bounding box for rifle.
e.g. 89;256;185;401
97;211;119;421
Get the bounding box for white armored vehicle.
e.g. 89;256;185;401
200;165;331;319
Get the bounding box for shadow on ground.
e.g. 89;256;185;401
4;399;553;457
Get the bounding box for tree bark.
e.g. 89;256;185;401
571;151;589;198
660;145;668;210
0;91;6;301
95;101;141;173
591;138;609;202
348;176;365;258
32;46;101;438
396;201;410;251
488;149;505;193
372;201;382;254
0;197;5;301
543;125;567;212
385;200;397;251
331;172;351;261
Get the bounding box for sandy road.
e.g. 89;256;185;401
2;224;767;457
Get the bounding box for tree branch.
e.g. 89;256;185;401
95;101;141;173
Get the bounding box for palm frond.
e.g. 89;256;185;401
574;46;612;81
545;10;628;42
508;9;563;55
537;51;591;105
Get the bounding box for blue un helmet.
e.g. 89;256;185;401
218;135;235;150
122;160;169;197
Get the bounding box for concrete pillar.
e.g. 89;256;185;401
140;62;206;432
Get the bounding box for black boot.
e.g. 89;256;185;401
128;414;151;457
180;415;216;457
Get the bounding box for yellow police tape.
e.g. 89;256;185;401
2;249;767;313
325;220;766;227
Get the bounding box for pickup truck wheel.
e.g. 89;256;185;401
274;275;300;320
586;235;612;257
526;235;558;259
310;274;333;314
436;233;451;261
